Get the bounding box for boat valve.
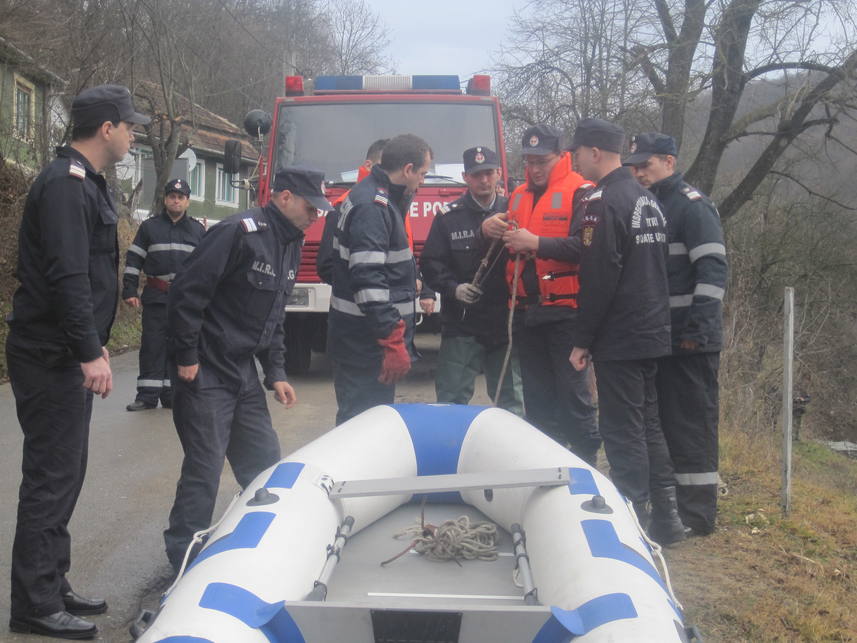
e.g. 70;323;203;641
247;487;279;506
581;494;613;514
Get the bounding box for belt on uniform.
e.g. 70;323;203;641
146;277;171;292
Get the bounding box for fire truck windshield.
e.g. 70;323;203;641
274;101;499;185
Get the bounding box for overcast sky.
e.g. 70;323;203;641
368;0;522;81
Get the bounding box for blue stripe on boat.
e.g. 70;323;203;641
532;593;637;641
199;582;304;642
582;519;683;620
265;462;304;488
391;404;486;503
190;512;275;568
568;467;599;495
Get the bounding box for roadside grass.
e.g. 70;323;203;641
669;426;857;641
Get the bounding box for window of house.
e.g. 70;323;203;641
13;77;35;140
216;163;239;206
188;160;205;201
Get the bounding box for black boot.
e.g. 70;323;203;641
648;486;687;546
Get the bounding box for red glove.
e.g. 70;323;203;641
377;319;410;385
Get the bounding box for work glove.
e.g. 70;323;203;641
377;319;410;385
454;283;483;305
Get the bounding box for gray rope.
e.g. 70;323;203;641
394;515;499;562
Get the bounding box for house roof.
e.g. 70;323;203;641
132;80;257;161
0;34;66;87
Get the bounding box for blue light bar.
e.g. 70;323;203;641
315;76;363;90
412;75;460;90
313;75;461;92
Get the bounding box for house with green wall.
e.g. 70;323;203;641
0;35;65;170
128;81;257;222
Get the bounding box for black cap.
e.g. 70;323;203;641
463;146;500;174
165;178;191;197
71;84;150;128
272;165;333;211
569;118;625;153
623;132;678;165
521;124;561;156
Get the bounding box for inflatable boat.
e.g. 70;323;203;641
137;404;694;642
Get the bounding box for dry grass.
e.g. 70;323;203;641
667;426;857;641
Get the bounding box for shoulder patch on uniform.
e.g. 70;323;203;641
585;189;603;201
681;185;702;201
68;161;86;181
374;192;389;206
241;217;260;232
438;204;450;215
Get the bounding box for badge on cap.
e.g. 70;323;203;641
529;136;539;147
174;181;182;189
629;138;637;154
475;148;485;164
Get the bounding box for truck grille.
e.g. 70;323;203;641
298;241;321;283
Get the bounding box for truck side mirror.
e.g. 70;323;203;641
223;140;242;175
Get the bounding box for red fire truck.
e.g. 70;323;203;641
229;74;507;373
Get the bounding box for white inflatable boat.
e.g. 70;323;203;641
137;404;694;642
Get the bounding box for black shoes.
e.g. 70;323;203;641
126;400;157;412
648;486;688;546
62;590;108;616
9;610;97;639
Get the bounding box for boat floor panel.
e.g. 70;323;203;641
326;503;524;608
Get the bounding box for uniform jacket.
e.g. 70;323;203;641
572;166;671;361
7;146;118;363
327;164;417;365
649;172;727;353
507;152;591;326
122;211;205;305
420;191;510;345
168;201;303;386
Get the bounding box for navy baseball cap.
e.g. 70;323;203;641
273;165;334;211
569;118;625;153
521;124;561;156
463;146;500;174
72;84;150;128
165;178;191;197
624;132;678;165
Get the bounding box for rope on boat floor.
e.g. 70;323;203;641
389;515;499;564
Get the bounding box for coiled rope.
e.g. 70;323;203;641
383;515;499;565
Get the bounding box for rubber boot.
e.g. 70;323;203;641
648;486;687;546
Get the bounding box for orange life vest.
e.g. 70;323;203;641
506;152;589;308
333;164;414;251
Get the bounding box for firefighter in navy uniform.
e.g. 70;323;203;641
6;85;149;640
482;125;600;465
123;178;205;411
163;166;333;571
625;132;728;536
420;146;523;413
569;119;686;546
328;134;432;425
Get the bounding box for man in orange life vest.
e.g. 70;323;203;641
482;125;601;465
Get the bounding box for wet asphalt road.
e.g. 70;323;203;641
0;330;499;642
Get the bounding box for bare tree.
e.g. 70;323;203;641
495;0;857;220
324;0;392;75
